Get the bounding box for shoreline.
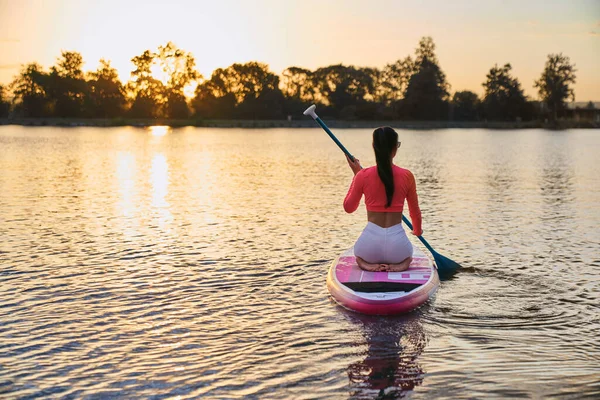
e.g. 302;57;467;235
1;117;598;130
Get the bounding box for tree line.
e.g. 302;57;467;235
0;37;578;122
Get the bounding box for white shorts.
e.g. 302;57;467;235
354;222;413;264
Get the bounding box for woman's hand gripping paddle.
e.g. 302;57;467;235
303;104;461;276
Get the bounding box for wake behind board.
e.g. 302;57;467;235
327;245;439;315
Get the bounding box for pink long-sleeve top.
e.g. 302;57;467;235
343;165;422;234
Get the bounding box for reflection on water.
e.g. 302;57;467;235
116;151;136;217
149;125;169;137
150;153;169;206
150;153;172;227
0;126;598;398
346;312;425;399
540;144;574;207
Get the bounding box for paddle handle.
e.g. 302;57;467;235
401;215;436;256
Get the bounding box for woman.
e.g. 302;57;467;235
344;126;422;272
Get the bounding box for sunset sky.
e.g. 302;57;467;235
0;0;598;100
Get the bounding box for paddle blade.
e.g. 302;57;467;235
431;250;461;278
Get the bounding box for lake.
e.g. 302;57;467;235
1;125;599;399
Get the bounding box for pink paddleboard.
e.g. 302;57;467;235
327;245;439;315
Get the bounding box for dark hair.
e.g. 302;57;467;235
372;127;399;207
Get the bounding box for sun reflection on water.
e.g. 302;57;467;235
116;151;136;218
149;126;170;137
150;153;173;227
115;151;140;240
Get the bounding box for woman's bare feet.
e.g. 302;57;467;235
385;257;412;272
355;256;387;272
355;256;413;272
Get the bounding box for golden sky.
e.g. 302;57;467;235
0;0;599;100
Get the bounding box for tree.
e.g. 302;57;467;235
192;62;283;119
451;91;480;121
482;63;529;121
311;64;377;118
48;51;88;117
534;53;576;121
281;67;314;102
191;72;236;119
373;56;416;118
402;37;450;120
228;62;284;119
280;66;316;116
379;56;416;104
87;59;126;118
127;50;165;118
156;42;200;119
0;85;10;117
10;63;52;117
586;101;595;110
220;63;279;102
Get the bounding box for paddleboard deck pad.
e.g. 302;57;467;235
327;246;439;315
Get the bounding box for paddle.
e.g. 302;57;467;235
303;104;461;275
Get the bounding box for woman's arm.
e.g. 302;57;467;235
343;169;364;213
406;171;423;235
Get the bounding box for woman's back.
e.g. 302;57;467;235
359;165;417;212
343;165;422;233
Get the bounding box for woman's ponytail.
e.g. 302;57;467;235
372;127;399;207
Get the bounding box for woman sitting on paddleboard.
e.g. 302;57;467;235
344;127;422;272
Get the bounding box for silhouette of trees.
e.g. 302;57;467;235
124;42;201;119
127;50;165;118
191;68;237;119
280;67;315;116
0;85;10;117
10;63;51;117
157;42;200;119
87;59;126;118
534;53;576;121
227;62;284;119
451;91;481;121
193;62;283;119
0;37;584;123
9;54;125;119
379;57;416;105
311;65;377;119
402;37;450;120
482;63;530;121
47;51;88;118
281;67;314;102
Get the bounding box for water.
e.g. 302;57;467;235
1;125;599;399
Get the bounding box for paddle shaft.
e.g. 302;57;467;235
314;117;356;162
